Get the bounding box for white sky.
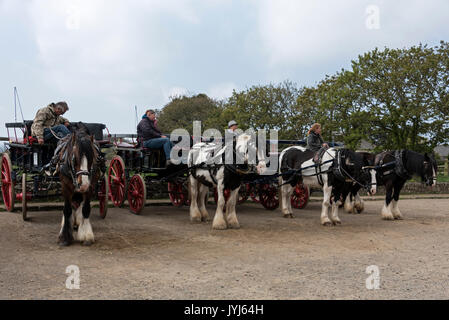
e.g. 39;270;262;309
0;0;448;135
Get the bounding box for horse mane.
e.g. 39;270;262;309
68;122;95;165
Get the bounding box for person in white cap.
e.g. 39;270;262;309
227;120;238;135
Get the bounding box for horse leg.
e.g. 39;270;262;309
59;198;74;246
321;183;333;226
381;181;394;220
198;184;210;222
189;176;202;223
77;195;95;246
330;189;342;225
212;182;227;230
354;192;365;214
281;181;294;218
392;180;405;220
344;192;354;213
226;188;240;229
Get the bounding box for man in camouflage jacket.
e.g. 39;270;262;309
31;102;71;144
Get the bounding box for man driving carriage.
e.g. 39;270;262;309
137;109;173;166
31;102;70;145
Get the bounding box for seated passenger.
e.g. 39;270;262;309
306;123;329;162
31;102;70;145
137;109;173;166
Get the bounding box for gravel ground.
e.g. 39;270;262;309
1;198;449;300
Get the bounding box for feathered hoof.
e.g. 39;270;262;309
382;215;395;221
393;215;403;220
82;240;94;246
283;214;295;219
227;223;240;229
190;216;202;224
322;221;333;227
332;220;342;225
212;222;228;230
201;216;210;222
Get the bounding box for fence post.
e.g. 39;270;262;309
445;159;449;176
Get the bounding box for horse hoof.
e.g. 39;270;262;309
394;216;403;220
332;220;342;225
190;217;202;224
82;240;93;246
284;214;295;219
322;221;333;227
227;223;240;229
212;223;228;230
201;216;210;222
58;240;70;247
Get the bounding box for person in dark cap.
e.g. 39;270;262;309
137;109;173;166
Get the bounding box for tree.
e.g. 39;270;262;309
349;42;449;152
221;81;300;139
157;94;220;134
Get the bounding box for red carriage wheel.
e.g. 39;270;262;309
98;175;109;219
1;153;15;212
259;183;279;210
168;182;185;207
128;174;146;215
108;156;126;208
249;184;260;203
291;183;310;209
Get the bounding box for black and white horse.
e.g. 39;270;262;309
58;123;103;246
375;150;437;220
342;152;377;214
188;134;266;230
279;147;376;226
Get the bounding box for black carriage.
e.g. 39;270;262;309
106;134;191;214
1;121;111;220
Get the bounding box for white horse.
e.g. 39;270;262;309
188;133;266;230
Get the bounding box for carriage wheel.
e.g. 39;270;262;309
259;183;279;210
168;182;185;207
249;184;260;203
1;153;15;212
22;173;28;221
98;175;109;219
108;156;126;208
128;174;146;215
291;183;310;209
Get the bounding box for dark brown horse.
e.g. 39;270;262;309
58;122;101;246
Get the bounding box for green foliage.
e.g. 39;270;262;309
157;94;220;134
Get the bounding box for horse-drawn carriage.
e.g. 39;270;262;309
104;134;311;215
1;121;111;220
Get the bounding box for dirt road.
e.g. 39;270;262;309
1;198;449;299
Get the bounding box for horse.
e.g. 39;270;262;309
58;122;103;246
279;147;376;226
374;150;437;220
342;152;377;214
188;133;266;230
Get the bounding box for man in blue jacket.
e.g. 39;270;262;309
137;109;173;166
